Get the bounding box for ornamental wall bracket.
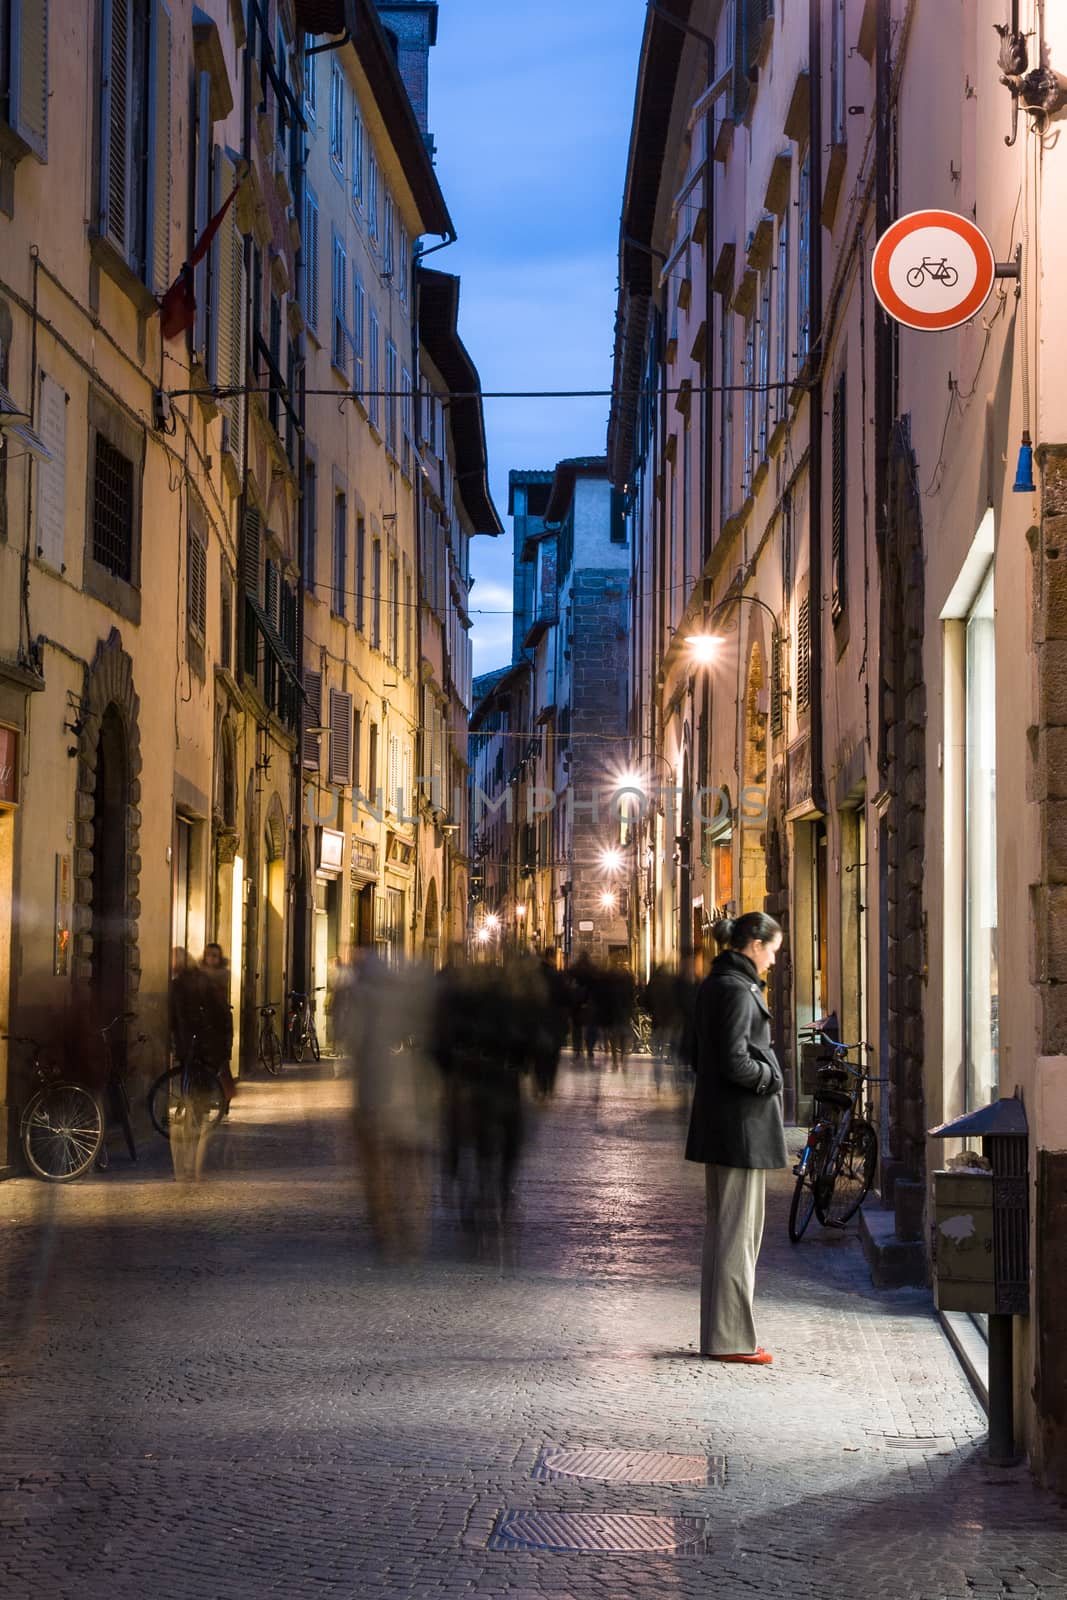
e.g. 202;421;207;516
997;22;1067;144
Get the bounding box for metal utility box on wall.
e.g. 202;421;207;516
928;1096;1029;1317
932;1170;996;1313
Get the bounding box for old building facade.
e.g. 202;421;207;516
609;0;1067;1491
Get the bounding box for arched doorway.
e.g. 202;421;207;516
423;878;440;966
91;705;130;1028
740;642;768;913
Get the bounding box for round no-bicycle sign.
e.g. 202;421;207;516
871;210;996;331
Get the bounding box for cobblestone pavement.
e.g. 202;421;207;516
1;1054;1065;1600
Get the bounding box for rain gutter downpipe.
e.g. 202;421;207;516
808;0;828;817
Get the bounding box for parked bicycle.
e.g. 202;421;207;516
285;988;322;1063
257;1001;283;1075
8;1011;139;1181
788;1030;881;1243
148;1008;227;1140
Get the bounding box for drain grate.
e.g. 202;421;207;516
534;1446;723;1485
878;1435;952;1450
489;1509;708;1555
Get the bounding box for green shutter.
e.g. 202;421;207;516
100;0;132;254
11;0;49;161
146;0;171;295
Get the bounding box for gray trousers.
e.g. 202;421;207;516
700;1164;767;1355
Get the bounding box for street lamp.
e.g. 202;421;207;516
686;590;784;722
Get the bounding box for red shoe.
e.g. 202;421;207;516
705;1347;773;1365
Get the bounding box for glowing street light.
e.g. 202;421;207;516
685;633;727;664
600;890;618;911
475;927;491;945
484;912;501;932
600;846;624;873
515;904;527;919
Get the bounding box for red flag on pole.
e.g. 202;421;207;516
158;181;243;341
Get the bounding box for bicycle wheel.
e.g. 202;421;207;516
816;1118;878;1226
309;1022;321;1062
288;1012;305;1063
110;1077;137;1162
942;264;958;287
22;1084;104;1181
259;1023;282;1076
148;1068;181;1139
906;265;925;288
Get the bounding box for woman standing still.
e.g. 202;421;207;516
685;912;787;1364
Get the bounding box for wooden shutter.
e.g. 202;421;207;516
147;0;172;296
187;525;207;636
796;593;811;712
770;630;783;737
329;688;353;785
304;188;319;332
100;0;132;254
11;0;49;161
193;70;211;354
303;669;322;768
265;558;280;627
831;371;846;620
241;505;261;597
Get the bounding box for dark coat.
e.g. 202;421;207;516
685;951;788;1170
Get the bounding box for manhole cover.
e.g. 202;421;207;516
489;1510;707;1554
534;1446;723;1485
878;1436;951;1450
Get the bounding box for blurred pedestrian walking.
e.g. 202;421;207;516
685;913;787;1364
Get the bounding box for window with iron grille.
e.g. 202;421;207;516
796;593;811;712
91;432;135;580
831;370;847;621
328;687;352;785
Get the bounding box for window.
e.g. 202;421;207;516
303;669;322;768
383;190;394;277
328;58;343;175
757;270;771;462
354;516;366;632
781;488;793;602
303;185;319;334
352;271;365;398
209;147;246;472
398;225;409;305
351;106;364;209
388;556;399;665
328;687;353;785
368;720;378;801
98;0;172;293
1;0;49;161
404;570;412;677
401;367;413;478
384;339;398;455
774;214;789;420
187;519;207;640
332;492;346;617
303;461;317;591
741;312;755;497
831;0;846;146
220;573;232;670
352;707;362;792
831;371;847;620
92;433;135;580
965;564;997;1108
302;33;316;119
797;151;811;366
371;538;381;649
192;67;212;355
368;308;380;429
796;593;811;711
367;151;379;240
331;231;348;372
719;305;733;524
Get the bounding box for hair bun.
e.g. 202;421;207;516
712;917;735;945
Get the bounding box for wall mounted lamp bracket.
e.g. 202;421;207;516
994;245;1022;281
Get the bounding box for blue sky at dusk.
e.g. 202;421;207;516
429;0;647;675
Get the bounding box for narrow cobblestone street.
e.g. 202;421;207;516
1;1056;1065;1600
